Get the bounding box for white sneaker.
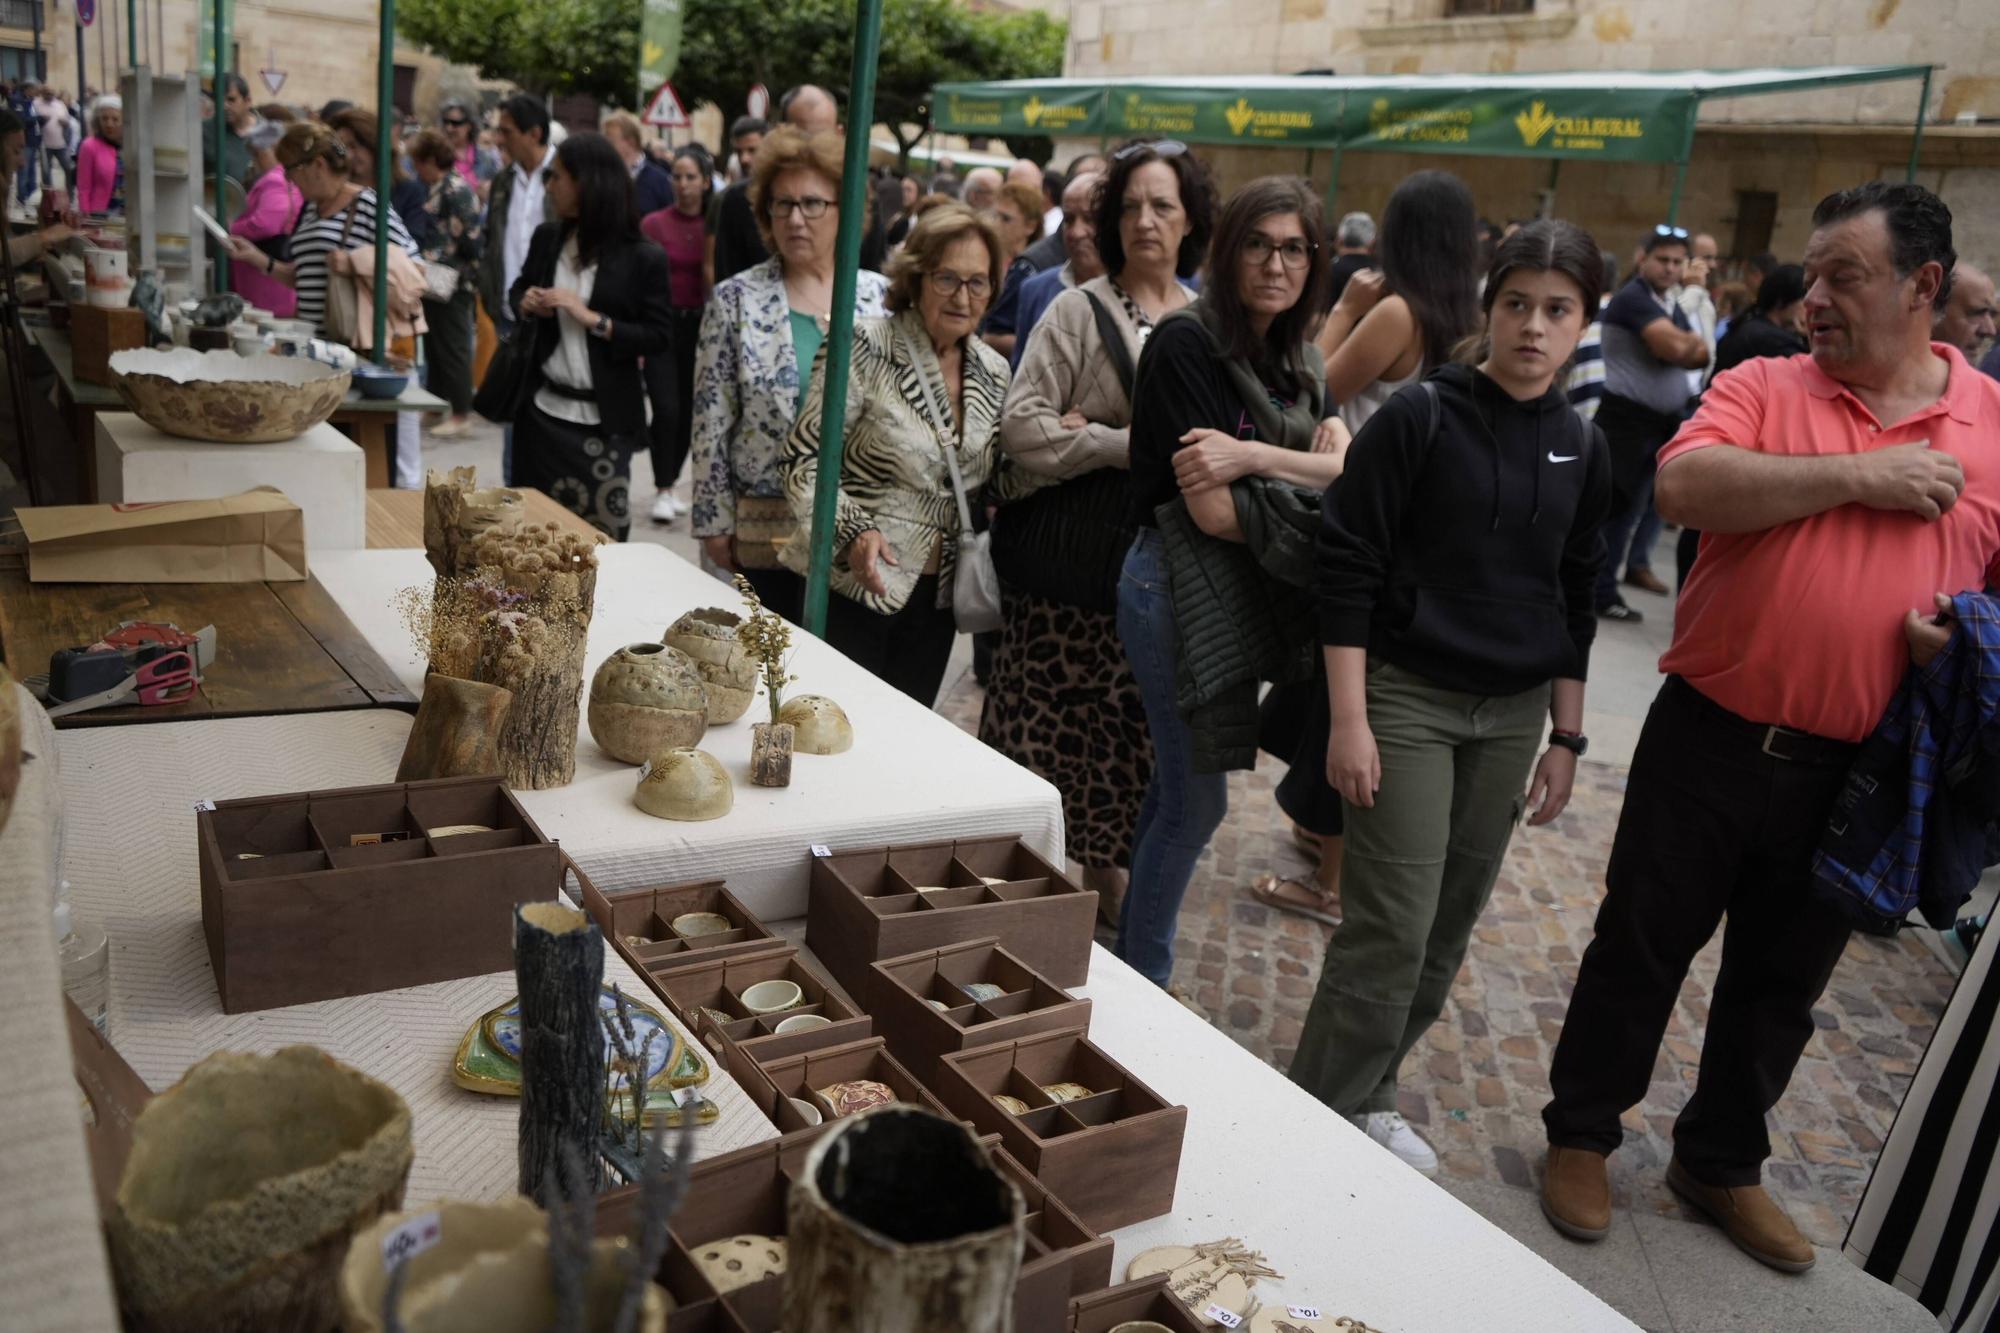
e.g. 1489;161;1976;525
649;492;681;524
1352;1111;1439;1177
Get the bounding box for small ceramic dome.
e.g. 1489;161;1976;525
634;748;734;822
663;608;758;725
588;643;708;764
776;694;853;755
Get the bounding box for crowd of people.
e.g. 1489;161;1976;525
9;72;2000;1279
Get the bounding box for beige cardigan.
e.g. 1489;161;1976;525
1000;275;1187;480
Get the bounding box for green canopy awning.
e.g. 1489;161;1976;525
931;66;1932;165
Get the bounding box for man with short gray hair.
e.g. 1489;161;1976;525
1324;210;1376;310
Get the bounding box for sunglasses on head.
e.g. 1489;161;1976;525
1113;139;1188;162
1652;224;1690;240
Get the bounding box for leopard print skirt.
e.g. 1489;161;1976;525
977;586;1153;870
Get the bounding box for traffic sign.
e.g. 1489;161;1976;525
78;0;96;26
747;83;770;119
260;68;286;96
643;81;690;129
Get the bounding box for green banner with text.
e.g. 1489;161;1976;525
639;0;684;94
1346;88;1690;162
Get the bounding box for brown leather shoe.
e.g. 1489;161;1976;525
1541;1146;1612;1241
1624;567;1671;596
1666;1157;1816;1273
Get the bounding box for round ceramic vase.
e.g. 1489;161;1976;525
775;694;854;755
588;644;709;765
662;608;759;725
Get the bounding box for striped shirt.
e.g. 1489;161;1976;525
1565;317;1606;422
289;189;418;334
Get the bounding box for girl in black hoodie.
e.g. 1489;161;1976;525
1288;220;1612;1175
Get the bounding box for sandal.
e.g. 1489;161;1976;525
1250;873;1341;926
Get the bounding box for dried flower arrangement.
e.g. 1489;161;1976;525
732;575;796;726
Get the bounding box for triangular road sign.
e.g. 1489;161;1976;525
643;82;690;129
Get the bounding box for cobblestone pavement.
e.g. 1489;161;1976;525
938;675;1959;1250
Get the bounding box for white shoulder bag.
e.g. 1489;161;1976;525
912;333;1003;633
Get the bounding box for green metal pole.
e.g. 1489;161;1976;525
372;0;394;363
801;0;885;636
1905;66;1933;182
126;0;136;68
211;0;229;291
1664;95;1701;226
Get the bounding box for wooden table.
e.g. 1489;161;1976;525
23;322;449;496
0;568;418;727
364;485;603;549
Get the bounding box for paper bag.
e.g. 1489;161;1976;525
18;487;309;583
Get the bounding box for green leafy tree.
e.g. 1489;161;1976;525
402;0;1064;162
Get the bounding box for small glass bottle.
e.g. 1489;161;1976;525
54;881;110;1038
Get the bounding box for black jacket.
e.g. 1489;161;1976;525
1318;364;1612;695
507;223;675;440
1714;312;1807;377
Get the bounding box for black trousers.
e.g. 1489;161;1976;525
823;573;956;707
421;285;476;415
647;307;704;491
1263;677;1344;839
1543;675;1855;1186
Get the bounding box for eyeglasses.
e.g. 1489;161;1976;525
442;118;469;128
927;271;991;300
771;195;834;220
1244;234;1315;270
1652;224;1690;240
1113;139;1188;162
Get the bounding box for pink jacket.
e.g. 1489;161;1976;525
229;170;302;317
76;136;119;214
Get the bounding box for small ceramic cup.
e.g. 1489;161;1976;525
671;911;733;938
739;979;804;1014
993;1094;1032;1115
774;1013;832;1035
787;1096;823;1127
1108;1323;1176;1333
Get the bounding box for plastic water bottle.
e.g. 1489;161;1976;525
54;881;109;1038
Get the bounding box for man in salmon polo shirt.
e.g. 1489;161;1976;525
1538;181;2000;1272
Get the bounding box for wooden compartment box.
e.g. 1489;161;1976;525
195;775;560;1013
805;834;1097;998
645;948;871;1065
1071;1276;1208;1332
596;1130;1113;1333
573;866;783;978
934;1030;1187;1232
869;937;1093;1081
723;1036;952;1139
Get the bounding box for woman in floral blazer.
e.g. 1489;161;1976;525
410;128;483;435
688;126;890;625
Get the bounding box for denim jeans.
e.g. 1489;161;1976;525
497;315;516;485
1594;473;1657;609
1114;528;1228;987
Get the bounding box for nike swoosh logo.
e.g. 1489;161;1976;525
1547;452;1579;463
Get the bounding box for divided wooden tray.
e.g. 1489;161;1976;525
722;1035;952;1138
1071;1276;1209;1331
869;937;1092;1081
574;870;784;977
933;1029;1187;1232
806;834;1097;998
642;947;871;1065
195;775;560;1012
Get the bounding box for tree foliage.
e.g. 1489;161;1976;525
400;0;1066;147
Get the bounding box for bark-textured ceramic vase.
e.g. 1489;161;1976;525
587;643;709;765
663;608;759;725
107;1046;414;1333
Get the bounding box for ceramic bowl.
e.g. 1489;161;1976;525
109;346;351;443
787;1096;824;1127
662;607;757;725
670;911;733;938
811;1079;897;1119
632;748;732;822
993;1094;1032;1116
774;1013;832;1035
1041;1081;1093;1103
351;364;410;400
963;982;1007;1003
775;693;853;755
739;979;803;1014
1108;1324;1176;1333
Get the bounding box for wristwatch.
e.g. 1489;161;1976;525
1548;730;1589;757
592;313;610;338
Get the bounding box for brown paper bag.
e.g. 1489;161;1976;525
17;487;309;583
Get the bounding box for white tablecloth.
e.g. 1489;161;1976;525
55;711;778;1208
310;544;1067;921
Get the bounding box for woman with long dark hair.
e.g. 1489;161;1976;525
508;131;675;539
1314;169;1481;435
639;144;716;525
1712;263;1807;376
1117;176;1349;991
1289;220;1610;1175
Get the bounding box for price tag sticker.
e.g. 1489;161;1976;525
1288;1307;1324;1321
192;799;215;813
380;1210;441;1268
1204;1308;1244;1329
810;843;831;857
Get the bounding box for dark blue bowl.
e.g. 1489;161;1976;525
352;366;410;400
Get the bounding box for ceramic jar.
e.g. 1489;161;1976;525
106;1046;415;1333
588;644;708;765
776;694;853;755
662;608;759;725
633;748;734;822
690;1234;788;1295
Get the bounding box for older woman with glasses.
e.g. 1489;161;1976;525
780;203;1011;705
441;102;498;196
689;126;889;624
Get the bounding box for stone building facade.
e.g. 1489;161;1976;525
1052;0;1999;270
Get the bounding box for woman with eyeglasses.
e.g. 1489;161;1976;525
638;144;716;525
224;121;419;340
441;102;498;198
1119;176;1351;994
503;131;675;540
690;126;889;624
1291;220;1609;1176
984;139;1212;927
781;203;1010;704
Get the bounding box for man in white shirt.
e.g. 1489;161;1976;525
477;93;556;483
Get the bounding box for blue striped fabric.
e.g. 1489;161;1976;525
1565;318;1607;422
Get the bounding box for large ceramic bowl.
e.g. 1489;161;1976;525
110;347;352;443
